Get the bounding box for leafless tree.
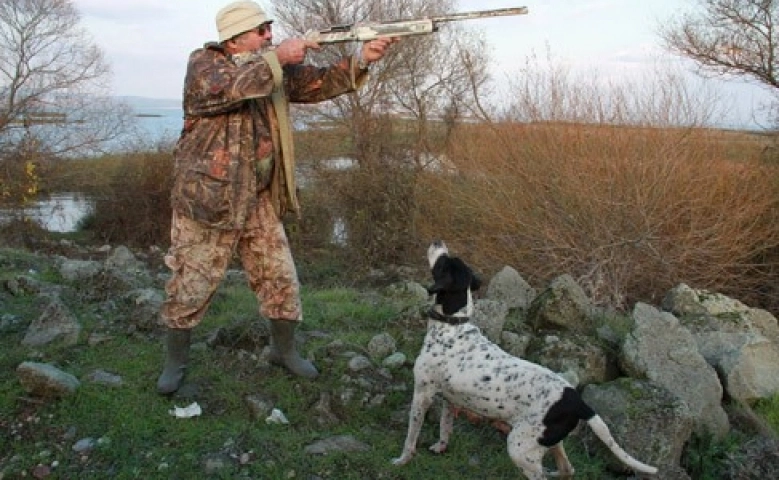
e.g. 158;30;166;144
272;0;492;166
660;0;779;91
0;0;132;158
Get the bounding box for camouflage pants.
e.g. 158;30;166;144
161;190;302;329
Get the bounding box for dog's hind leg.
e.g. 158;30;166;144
392;389;435;466
507;427;547;480
429;399;455;454
547;443;574;478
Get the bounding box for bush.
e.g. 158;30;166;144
413;62;779;312
292;156;421;279
84;150;173;247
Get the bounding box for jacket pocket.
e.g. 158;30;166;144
173;168;236;229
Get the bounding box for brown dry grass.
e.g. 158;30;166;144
415;121;779;311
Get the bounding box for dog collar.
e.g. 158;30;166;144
427;308;470;325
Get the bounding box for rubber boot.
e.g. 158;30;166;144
156;328;191;394
268;320;319;379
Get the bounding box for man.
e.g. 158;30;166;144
157;0;396;394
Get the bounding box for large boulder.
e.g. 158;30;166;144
526;274;595;334
663;284;779;344
471;298;510;343
527;333;619;386
620;302;729;437
17;362;80;398
580;378;693;475
697;332;779;403
485;266;536;311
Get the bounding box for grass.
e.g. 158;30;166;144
0;247;524;479
755;393;779;433
3;245;779;479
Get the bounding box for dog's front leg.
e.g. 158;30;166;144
392;388;435;466
429;399;454;454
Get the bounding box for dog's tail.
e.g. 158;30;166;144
586;415;658;475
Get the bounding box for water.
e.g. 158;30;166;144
4;98;346;234
134;107;183;143
127;99;184;145
0;193;94;233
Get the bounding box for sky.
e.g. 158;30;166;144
69;0;776;128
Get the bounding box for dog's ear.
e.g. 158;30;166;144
429;256;453;295
447;257;476;292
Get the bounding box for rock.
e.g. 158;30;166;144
124;287;165;331
245;393;275;420
471;299;509;342
58;259;101;283
581;378;693;473
381;352;406;369
367;333;396;359
385;281;429;303
697;332;779;403
485;266;536;310
105;245;142;271
528;333;618;386
17;362;80;398
303;435;370;455
21;296;81;347
620;303;729;437
347;355;373;372
72;437;97;453
526;274;595;334
499;331;531;358
85;370;124;387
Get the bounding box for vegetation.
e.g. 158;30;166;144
2;0;779;476
661;0;779;151
661;1;779;97
2;247;777;479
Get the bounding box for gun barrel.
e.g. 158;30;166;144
430;6;529;24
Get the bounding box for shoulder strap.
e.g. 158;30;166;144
261;51;299;215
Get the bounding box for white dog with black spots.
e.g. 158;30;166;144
392;240;658;479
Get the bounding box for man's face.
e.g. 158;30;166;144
230;23;272;53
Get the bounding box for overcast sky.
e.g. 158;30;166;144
69;0;776;128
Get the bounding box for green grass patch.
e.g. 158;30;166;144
754;392;779;434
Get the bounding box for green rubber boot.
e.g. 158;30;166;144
268;320;319;379
156;328;191;394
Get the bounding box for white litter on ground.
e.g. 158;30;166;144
169;402;202;418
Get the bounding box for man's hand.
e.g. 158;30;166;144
275;38;320;65
359;37;398;64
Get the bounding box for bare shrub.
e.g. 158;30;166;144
294;156;421;279
85;149;173;247
415;61;779;311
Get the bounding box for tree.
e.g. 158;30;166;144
660;0;779;91
271;0;494;266
273;0;491;166
0;0;134;210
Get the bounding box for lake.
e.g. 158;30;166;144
1;193;93;233
125;98;184;145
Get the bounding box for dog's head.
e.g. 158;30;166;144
427;240;481;316
427;239;449;269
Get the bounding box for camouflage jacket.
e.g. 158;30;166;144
171;42;368;229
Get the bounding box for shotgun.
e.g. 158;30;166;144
304;6;529;44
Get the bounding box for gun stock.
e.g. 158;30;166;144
305;6;528;44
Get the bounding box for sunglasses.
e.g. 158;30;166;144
254;23;272;36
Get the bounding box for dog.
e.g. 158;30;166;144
392;240;658;479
